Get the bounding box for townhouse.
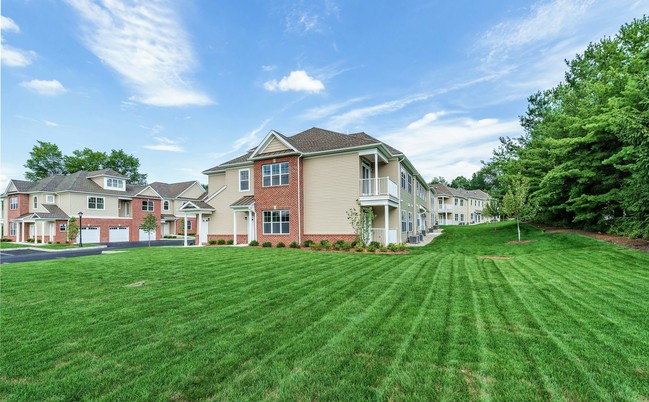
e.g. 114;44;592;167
1;168;206;244
197;128;433;246
430;183;491;225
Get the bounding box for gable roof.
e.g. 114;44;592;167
86;168;128;179
148;181;199;199
430;183;491;200
203;127;404;174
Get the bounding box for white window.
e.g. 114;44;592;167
400;169;406;189
163;200;170;211
455;214;459;221
460;199;464;206
10;197;18;210
239;169;250;191
10;222;17;236
46;195;55;203
142;200;154;211
407;174;412;194
454;199;458;206
88;196;105;210
461;214;465;222
401;211;406;232
33;196;38;209
263;210;289;234
262;162;289;187
106;178;125;189
408;212;413;232
59;223;67;232
185;219;192;230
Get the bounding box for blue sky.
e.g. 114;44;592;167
2;0;648;188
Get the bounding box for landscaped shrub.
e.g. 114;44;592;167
311;243;322;251
350;239;359;248
56;241;60;244
388;243;399;252
217;239;226;245
289;241;300;248
320;239;330;247
262;242;272;248
398;243;407;252
341;241;352;251
369;241;381;249
249;240;259;246
354;244;364;252
276;242;286;248
379;246;388;253
226;239;234;245
367;244;377;253
208;239;217;245
303;240;314;247
1;238;12;242
27;238;35;243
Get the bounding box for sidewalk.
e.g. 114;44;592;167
409;230;444;247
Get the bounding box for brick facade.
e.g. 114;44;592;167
174;217;197;234
5;194;29;241
132;197;161;241
207;234;248;244
253;156;304;245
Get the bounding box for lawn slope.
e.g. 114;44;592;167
1;221;648;400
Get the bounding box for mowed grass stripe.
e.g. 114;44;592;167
506;257;646;400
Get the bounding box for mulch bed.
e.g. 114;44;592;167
533;224;649;253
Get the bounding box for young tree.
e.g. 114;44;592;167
66;217;79;244
140;213;158;246
346;201;376;246
24;141;67;181
482;199;500;224
501;176;530;241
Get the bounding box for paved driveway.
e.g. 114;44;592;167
0;239;194;264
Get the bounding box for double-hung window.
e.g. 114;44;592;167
142;200;154;211
401;211;406;232
59;223;67;232
460;199;464;206
33;196;38;209
88;196;105;210
407;174;412;194
400;169;406;189
262;162;289;187
10;222;17;236
239;169;250;191
163;200;170;211
106;178;124;189
10;197;18;210
454;198;458;206
408;212;413;232
263;210;289;234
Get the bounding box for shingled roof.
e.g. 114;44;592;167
430;183;490;200
203;127;404;173
148;181;198;199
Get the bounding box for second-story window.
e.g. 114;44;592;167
88;196;105;210
46;195;55;203
10;197;18;210
33;196;38;209
142;200;154;211
400;169;406;189
163;200;170;211
407;174;412;194
106;178;124;189
239;169;250;191
262;162;288;187
454;199;458;206
460;199;464;206
401;211;406;232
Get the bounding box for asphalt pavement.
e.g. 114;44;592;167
0;239;194;264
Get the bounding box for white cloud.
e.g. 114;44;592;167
1;15;37;67
44;120;59;127
301;97;367;120
286;10;319;33
263;70;324;93
211;119;271;159
1;16;20;33
381;115;522;180
66;0;212;107
143;136;185;152
328;94;430;130
261;64;277;72
20;79;67;96
140;124;165;134
480;0;593;63
407;111;447;130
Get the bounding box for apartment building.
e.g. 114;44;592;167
430;183;491;225
199;128;432;246
1;169;206;244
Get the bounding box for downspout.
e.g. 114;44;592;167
297;154;302;244
398;157;405;243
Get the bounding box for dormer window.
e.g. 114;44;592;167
105;177;125;190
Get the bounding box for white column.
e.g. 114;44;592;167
34;221;38;243
374;154;379;195
20;221;25;242
41;221;46;244
183;212;188;247
198;212;203;245
233;211;237;245
384;205;389;246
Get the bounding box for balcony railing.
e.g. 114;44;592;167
438;205;453;211
359;177;399;198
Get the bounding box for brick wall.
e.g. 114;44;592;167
132;197;161;241
175;217;197;234
76;217;134;243
253;156;304;245
207;234;248;244
5;194;29;241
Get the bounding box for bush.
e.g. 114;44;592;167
350;239;359;248
276;242;286;248
249;240;259;246
369;241;381;249
398;243;407;252
354;244;364;252
262;242;272;248
226;239;234;245
320;239;331;250
303;240;314;247
311;243;322;251
208;239;217;245
388;243;399;252
367;244;377;252
289;241;300;248
217;239;226;245
335;239;346;247
1;238;12;242
379;246;388;252
56;241;60;244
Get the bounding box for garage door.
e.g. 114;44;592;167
139;228;157;242
77;226;100;243
109;226;129;242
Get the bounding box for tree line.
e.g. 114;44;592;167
24;141;147;184
474;16;649;239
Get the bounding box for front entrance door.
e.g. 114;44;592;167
200;218;209;244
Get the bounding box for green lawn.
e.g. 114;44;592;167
0;242;100;250
2;222;649;400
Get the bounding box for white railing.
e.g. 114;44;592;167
359;177;399;198
438;204;453;211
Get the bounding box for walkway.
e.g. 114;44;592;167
409;230;444;247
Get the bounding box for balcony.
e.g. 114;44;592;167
359;177;399;207
438;204;453;211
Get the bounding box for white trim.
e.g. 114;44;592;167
133;185;163;198
46;194;55;203
87;195;106;210
261;161;289;187
176;181;202;199
162;200;171;211
9;196;18;210
141;199;155;212
250;130;298;159
262;210;290;235
238;168;250;192
33;195;38;209
205;185;227;202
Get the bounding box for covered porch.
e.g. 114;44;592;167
11;205;69;244
178;200;215;246
230;196;256;245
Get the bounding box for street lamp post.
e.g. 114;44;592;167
78;212;83;247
